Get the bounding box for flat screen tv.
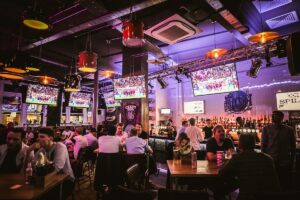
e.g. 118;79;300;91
191;63;239;96
69;92;91;108
276;91;300;111
113;75;146;100
184;101;204;114
2;104;19;112
25;84;59;106
103;92;121;108
160;108;171;115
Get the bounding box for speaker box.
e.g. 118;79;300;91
286;31;300;76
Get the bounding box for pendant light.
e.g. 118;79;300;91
206;21;227;59
22;0;49;30
4;51;27;74
78;32;97;73
248;1;279;44
64;57;81;92
0;71;24;80
37;75;56;85
122;3;145;47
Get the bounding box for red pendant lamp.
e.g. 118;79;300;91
78;33;97;73
122;19;145;47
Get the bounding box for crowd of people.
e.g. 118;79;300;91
0;109;297;200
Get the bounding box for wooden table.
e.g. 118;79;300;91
167;160;219;189
0;173;69;200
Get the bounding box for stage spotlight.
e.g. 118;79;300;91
175;74;182;83
183;68;191;78
247;58;262;78
157;76;168;89
148;82;154;89
265;45;272;67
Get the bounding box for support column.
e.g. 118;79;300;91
20;103;28;126
93;65;99;128
65;107;71;124
122;47;149;131
0;81;4;124
83;108;88;124
42;105;47;127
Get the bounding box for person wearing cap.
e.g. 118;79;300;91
29;128;74;181
0;128;34;173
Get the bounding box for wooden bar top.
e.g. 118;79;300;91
0;173;69;200
167;160;219;178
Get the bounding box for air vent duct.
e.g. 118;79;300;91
266;11;299;29
252;0;292;13
144;14;200;44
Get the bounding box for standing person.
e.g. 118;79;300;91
261;111;296;189
0;128;34;173
219;134;280;200
206;125;235;162
202;119;214;140
185;118;204;158
175;120;188;140
115;123;128;145
136;123;149;143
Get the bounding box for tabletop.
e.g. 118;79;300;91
0;173;69;200
167;160;219;178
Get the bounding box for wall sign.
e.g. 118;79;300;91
276;91;300;111
184;101;205;114
224;91;252;113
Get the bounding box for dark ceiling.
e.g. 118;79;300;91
1;0;300;85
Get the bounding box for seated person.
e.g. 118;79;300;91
136;123;149;143
115;123;128;145
176;133;193;155
125;128;153;154
98;126;120;153
61;127;73;141
219;134;280;200
0;128;34;173
84;128;98;149
69;127;88;160
29;128;75;181
206;125;235;162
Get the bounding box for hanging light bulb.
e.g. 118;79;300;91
78;33;97;73
248;2;279;44
206;21;227;59
37;75;56;85
22;0;49;30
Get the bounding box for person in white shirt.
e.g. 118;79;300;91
84;128;98;149
125;128;153;154
185;118;204;151
98;126;120;153
61;127;73;141
115;123;128;145
71;127;88;160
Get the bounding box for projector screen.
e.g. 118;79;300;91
26;84;59;106
69;92;91;108
113;75;146;100
276;91;300;111
184;101;205;114
191;63;239;96
103;92;121;108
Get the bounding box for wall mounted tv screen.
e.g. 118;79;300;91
69;92;91;108
26;84;59;106
113;75;146;100
184;101;204;114
103;92;121;108
191;63;239;96
276;91;300;111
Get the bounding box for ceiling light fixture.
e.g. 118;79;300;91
4;51;27;74
248;1;279;44
37;75;56;85
64;74;81;92
78;32;97;73
22;0;49;30
206;21;227;59
157;76;168;89
247;58;262;78
0;71;24;80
